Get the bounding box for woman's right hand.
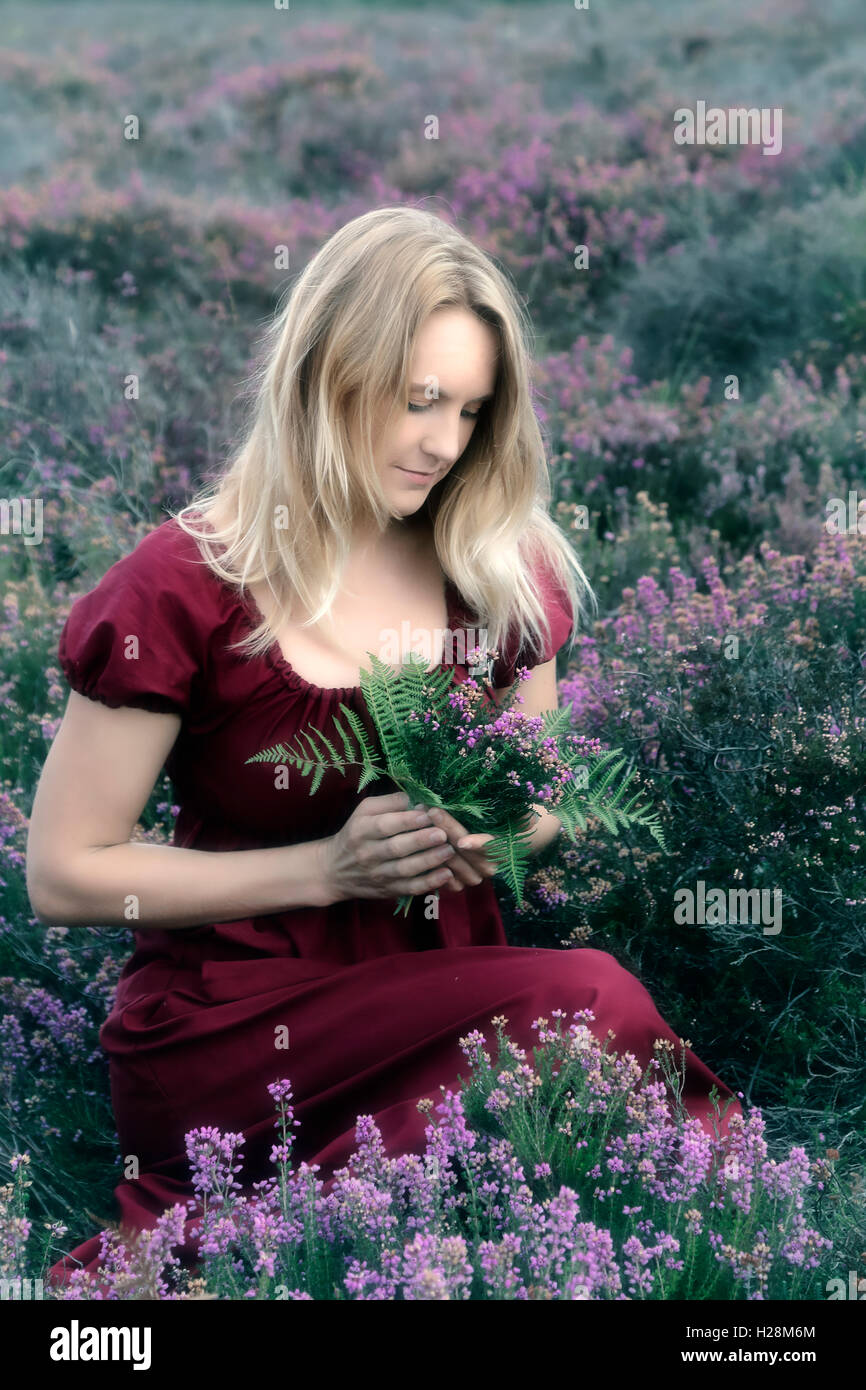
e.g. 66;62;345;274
317;791;458;904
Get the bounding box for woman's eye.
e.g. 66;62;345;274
407;402;482;419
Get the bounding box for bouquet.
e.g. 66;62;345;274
245;647;667;916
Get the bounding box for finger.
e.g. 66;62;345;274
401;866;455;895
379;824;450;860
426;806;468;843
358;792;412;815
460;844;501;878
437;849;484;888
384;842;456;878
455;833;495;851
425;810;489;869
371;808;436;839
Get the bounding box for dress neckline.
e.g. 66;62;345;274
182;510;467;702
236;572;466;703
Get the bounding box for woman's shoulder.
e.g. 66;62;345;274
57;511;231;715
489;540;577;688
119;510;219;585
91;510;233;615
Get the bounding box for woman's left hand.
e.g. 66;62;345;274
424;806;499;891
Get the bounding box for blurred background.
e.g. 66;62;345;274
0;0;864;1269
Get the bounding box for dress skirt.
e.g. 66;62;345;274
48;938;741;1286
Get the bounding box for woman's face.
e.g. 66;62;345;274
374;306;499;516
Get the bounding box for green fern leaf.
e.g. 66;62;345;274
482;814;536;904
244;742;292;765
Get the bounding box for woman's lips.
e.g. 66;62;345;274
396;466;437;484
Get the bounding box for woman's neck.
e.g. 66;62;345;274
350;513;429;560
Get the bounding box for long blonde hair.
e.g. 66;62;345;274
171;204;595;669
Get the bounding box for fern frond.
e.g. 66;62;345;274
482;814;537;905
334;702;385;787
359;654;416;765
246;704;386;796
398;651;456;710
556;752;668;852
552;800;587;841
331;714;358;764
244;742;293;765
540;702;576;740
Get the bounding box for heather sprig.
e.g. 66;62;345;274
245;650;667;914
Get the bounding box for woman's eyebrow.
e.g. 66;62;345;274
408;382;495;402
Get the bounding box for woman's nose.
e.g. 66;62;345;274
420;412;465;466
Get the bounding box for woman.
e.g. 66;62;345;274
28;206;741;1286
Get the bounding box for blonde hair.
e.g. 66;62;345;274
171;204;595;671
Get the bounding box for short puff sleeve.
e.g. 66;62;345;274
58;526;205;716
492;551;575;690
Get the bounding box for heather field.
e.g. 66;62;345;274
1;0;865;1303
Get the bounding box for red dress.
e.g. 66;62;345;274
47;516;741;1285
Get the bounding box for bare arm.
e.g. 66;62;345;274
525;802;565;856
26;691;334;928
